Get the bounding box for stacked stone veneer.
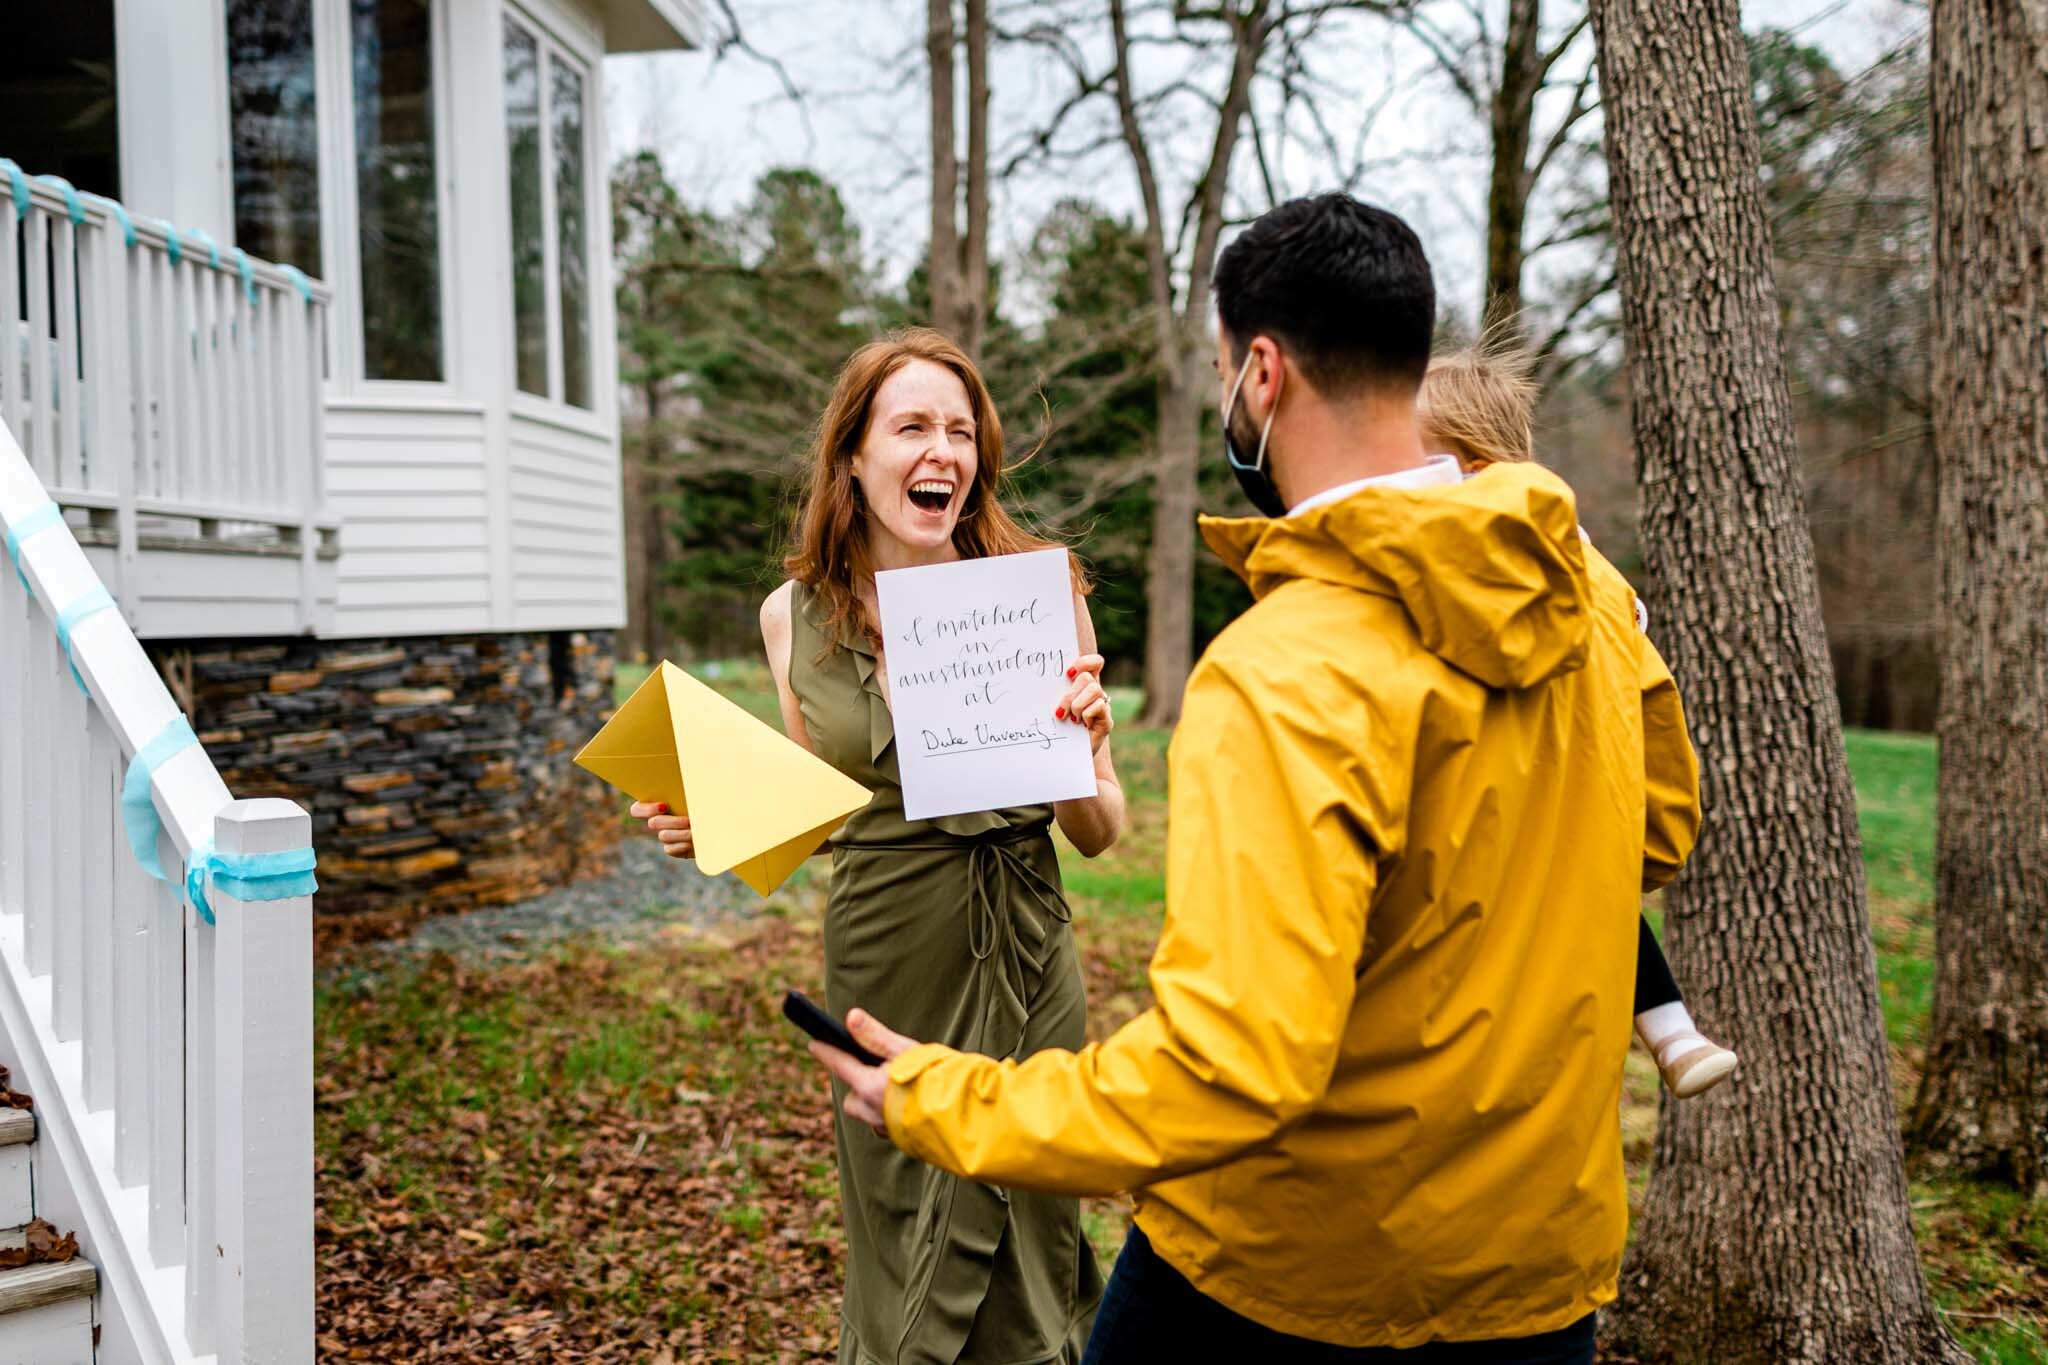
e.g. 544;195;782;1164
150;631;620;921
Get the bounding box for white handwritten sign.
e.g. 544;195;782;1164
874;548;1099;821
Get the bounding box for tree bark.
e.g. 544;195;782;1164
1910;0;2048;1196
622;377;668;663
1587;0;1969;1360
1484;0;1542;324
959;0;990;359
927;0;962;338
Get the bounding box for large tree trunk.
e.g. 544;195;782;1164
959;0;990;359
1587;0;1968;1360
926;0;962;337
1910;0;2048;1196
1484;0;1541;324
1139;338;1203;726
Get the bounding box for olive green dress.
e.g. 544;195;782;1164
789;584;1103;1365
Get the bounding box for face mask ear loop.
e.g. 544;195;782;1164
1224;350;1280;475
1223;351;1253;428
1252;377;1279;474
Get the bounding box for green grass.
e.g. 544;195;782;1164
1845;728;1940;1049
1847;727;1939;904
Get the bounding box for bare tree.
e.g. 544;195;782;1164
1585;0;1968;1359
929;0;964;335
999;0;1401;720
1112;0;1269;723
962;0;992;356
928;0;993;356
1402;0;1597;327
1910;0;2048;1196
621;377;673;662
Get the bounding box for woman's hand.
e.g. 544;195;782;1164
1055;653;1114;755
629;801;694;860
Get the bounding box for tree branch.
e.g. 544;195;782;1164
1108;0;1180;355
706;0;816;154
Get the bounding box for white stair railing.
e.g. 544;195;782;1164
0;161;334;612
0;415;313;1363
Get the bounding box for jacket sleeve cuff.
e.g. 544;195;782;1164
883;1042;956;1149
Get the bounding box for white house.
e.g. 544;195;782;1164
0;0;706;1358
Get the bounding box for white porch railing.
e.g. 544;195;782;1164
0;162;336;604
0;416;313;1362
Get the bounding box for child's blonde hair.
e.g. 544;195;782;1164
1418;326;1539;469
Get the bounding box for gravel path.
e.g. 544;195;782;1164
329;836;770;977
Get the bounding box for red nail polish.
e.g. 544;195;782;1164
1055;707;1066;720
1066;667;1076;679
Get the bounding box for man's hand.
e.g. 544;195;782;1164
809;1009;919;1137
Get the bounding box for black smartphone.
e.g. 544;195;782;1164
783;990;883;1067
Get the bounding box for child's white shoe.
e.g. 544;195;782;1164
1656;1033;1738;1098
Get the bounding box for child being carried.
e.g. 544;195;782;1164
1419;333;1740;1100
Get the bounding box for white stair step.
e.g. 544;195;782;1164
0;1260;96;1365
0;1113;30;1149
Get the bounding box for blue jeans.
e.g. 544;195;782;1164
1081;1226;1598;1364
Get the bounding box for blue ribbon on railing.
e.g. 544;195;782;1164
184;842;318;926
36;175;84;225
54;586;117;696
279;264;313;303
124;716;199;881
187;227;222;270
5;500;65;592
1;159;27;219
160;220;182;267
85;193;136;248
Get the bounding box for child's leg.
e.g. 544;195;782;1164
1633;917;1739;1098
1634;915;1683;1015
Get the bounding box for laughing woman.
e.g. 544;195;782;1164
635;329;1125;1363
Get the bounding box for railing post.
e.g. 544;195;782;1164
297;291;325;633
206;797;315;1364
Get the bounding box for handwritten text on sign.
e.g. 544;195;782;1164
874;548;1098;821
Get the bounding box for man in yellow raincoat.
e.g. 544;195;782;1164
813;194;1702;1362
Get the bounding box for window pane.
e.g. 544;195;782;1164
227;0;322;275
552;58;590;409
0;2;120;198
504;20;547;397
353;0;442;381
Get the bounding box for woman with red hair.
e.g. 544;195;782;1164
638;328;1125;1361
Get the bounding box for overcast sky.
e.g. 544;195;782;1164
603;0;1920;324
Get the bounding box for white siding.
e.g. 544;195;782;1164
325;402;495;638
508;410;625;629
115;544;333;640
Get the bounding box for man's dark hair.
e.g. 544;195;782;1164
1213;194;1435;398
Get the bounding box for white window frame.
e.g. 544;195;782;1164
317;0;460;395
503;1;601;425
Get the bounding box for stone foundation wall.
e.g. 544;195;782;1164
150;631;620;925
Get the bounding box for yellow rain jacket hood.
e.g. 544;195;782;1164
884;462;1702;1348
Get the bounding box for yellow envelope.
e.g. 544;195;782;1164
574;662;872;896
